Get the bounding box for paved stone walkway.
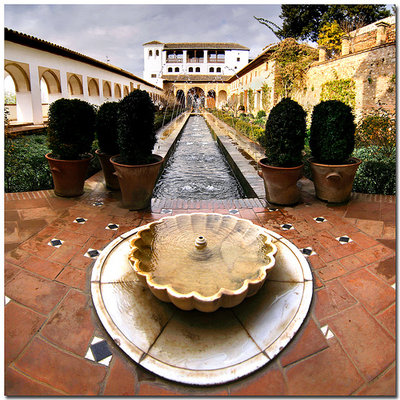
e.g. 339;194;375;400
5;172;396;396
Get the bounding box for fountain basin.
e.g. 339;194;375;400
128;213;277;312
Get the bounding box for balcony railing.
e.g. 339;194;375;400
166;58;183;63
187;58;204;63
207;58;225;63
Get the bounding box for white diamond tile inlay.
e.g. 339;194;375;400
321;325;335;339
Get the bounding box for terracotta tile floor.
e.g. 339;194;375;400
4;172;396;396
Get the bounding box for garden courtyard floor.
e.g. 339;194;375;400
4;171;396;396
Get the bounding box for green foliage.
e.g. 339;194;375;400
257;110;266;119
353;146;396;195
264;98;307;167
210;109;265;145
5;91;16;104
355;108;396;155
320;79;355;108
259;5;391;42
272;38;318;98
310;100;355;164
117;90;156;165
5;134;53;192
96;101;120;155
317;21;344;57
248;89;254;112
47;98;96;159
261;84;271;111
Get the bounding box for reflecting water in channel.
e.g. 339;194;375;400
154;115;245;199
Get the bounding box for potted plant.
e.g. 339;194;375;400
309;100;362;203
45;98;96;197
110;90;163;210
95;101;120;190
258;98;307;205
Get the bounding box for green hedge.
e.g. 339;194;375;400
353;146;396;195
210;109;265;146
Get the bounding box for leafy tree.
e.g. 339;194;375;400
271;38;318;98
255;5;391;42
317;21;344;57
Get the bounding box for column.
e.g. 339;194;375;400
376;22;389;46
59;68;69;98
341;35;350;56
318;46;328;62
82;75;89;101
29;63;43;124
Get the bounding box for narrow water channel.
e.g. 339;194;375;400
153;115;245;200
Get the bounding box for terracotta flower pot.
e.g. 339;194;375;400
95;149;120;190
309;157;362;203
110;155;163;210
257;158;303;205
45;153;93;197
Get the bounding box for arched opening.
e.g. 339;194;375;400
4;74;17;121
175;67;180;73
188;67;193;73
206;90;216;108
123;85;129;97
88;78;100;97
168;67;173;73
176;89;185;108
68;74;83;96
114;83;122;99
187;87;205;110
216;67;221;73
195;67;200;73
156;50;159;56
217;90;227;108
103;81;112;98
39;69;62;118
4;62;33;123
149;50;153;57
209;67;214;73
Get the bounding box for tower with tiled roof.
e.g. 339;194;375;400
143;41;249;86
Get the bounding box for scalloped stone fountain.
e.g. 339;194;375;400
91;213;313;385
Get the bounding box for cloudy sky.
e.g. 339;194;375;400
5;3;284;78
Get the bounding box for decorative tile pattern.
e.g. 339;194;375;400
391;283;396;290
161;209;172;214
92;201;104;207
268;207;278;212
5;296;11;305
84;249;101;259
85;336;113;366
229;209;239;215
320;325;335;339
336;235;353;244
106;224;119;231
73;217;87;224
281;224;294;231
300;247;316;257
314;217;326;223
48;239;64;248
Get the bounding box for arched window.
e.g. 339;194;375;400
156;50;159;56
168;67;173;72
209;67;214;73
189;67;193;72
195;67;200;72
216;67;221;73
175;67;180;72
149;50;153;57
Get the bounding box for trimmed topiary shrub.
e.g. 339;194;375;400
47;98;96;159
310;100;355;164
96;101;120;155
117;90;156;165
263;98;307;167
256;110;266;119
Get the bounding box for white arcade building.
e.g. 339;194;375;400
143;41;249;87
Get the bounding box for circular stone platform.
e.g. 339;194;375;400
91;216;313;386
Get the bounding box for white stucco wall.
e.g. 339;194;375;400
5;40;163;124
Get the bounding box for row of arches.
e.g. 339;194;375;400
167;67;223;74
175;88;227;109
5;60;162;124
